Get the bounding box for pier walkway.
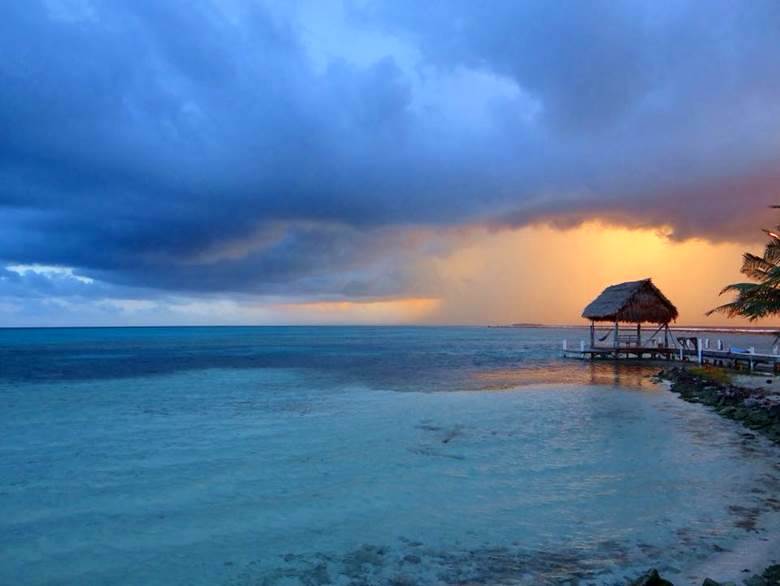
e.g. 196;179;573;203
562;341;780;374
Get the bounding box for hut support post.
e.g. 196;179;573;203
590;321;595;349
614;320;619;350
636;322;641;347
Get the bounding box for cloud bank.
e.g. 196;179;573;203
2;0;780;319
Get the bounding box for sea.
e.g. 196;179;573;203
1;326;779;585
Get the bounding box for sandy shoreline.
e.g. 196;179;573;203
655;367;780;585
684;510;780;583
733;373;780;395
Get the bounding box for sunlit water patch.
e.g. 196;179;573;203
2;363;779;585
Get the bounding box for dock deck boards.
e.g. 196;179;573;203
562;344;780;373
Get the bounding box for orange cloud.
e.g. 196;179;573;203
417;222;774;327
274;297;441;324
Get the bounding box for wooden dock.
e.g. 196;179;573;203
562;342;780;374
563;279;780;373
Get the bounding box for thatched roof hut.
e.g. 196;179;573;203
582;278;678;324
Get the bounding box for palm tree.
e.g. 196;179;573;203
708;228;780;320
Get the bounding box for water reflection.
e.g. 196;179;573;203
473;361;662;391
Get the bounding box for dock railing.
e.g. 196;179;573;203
561;334;780;373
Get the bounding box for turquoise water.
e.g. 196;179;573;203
1;327;779;584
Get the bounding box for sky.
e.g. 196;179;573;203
2;0;780;327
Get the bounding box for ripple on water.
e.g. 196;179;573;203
1;370;779;585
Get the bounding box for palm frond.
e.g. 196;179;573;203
711;226;780;321
718;282;760;296
741;253;775;280
709;284;780;320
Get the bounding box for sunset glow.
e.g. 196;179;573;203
408;222;766;326
275;297;442;323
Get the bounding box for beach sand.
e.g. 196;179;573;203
685;510;780;584
733;372;780;394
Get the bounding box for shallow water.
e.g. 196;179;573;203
1;327;779;584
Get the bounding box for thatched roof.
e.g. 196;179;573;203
582;278;678;324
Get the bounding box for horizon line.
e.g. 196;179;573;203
0;323;778;332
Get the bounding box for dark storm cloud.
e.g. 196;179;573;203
1;0;780;298
365;0;780;239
